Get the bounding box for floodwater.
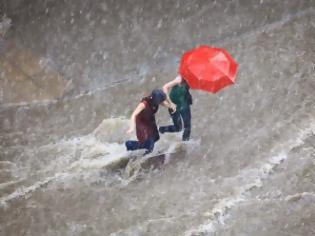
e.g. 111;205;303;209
1;1;315;235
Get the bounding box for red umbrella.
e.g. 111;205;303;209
179;45;238;93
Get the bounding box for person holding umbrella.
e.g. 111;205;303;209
125;89;175;154
159;45;238;141
159;75;193;141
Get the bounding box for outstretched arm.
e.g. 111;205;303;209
127;102;145;134
162;75;182;95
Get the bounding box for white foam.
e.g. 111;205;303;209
0;173;70;208
0;161;16;167
68;141;128;170
0;117;189;206
185;119;315;235
284;192;315;201
0;179;24;190
0;118;129;206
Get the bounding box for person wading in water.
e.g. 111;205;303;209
159;75;193;141
125;89;175;154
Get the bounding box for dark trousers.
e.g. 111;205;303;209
159;107;191;141
125;138;155;154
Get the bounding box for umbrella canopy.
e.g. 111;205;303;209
179;45;238;93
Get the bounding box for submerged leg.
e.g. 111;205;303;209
143;138;155;155
125;140;141;151
125;138;155;154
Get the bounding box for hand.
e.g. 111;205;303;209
127;127;134;134
170;103;176;113
127;125;134;134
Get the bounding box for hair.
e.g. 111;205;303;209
181;78;190;89
151;89;166;105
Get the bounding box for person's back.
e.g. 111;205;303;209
169;82;192;110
